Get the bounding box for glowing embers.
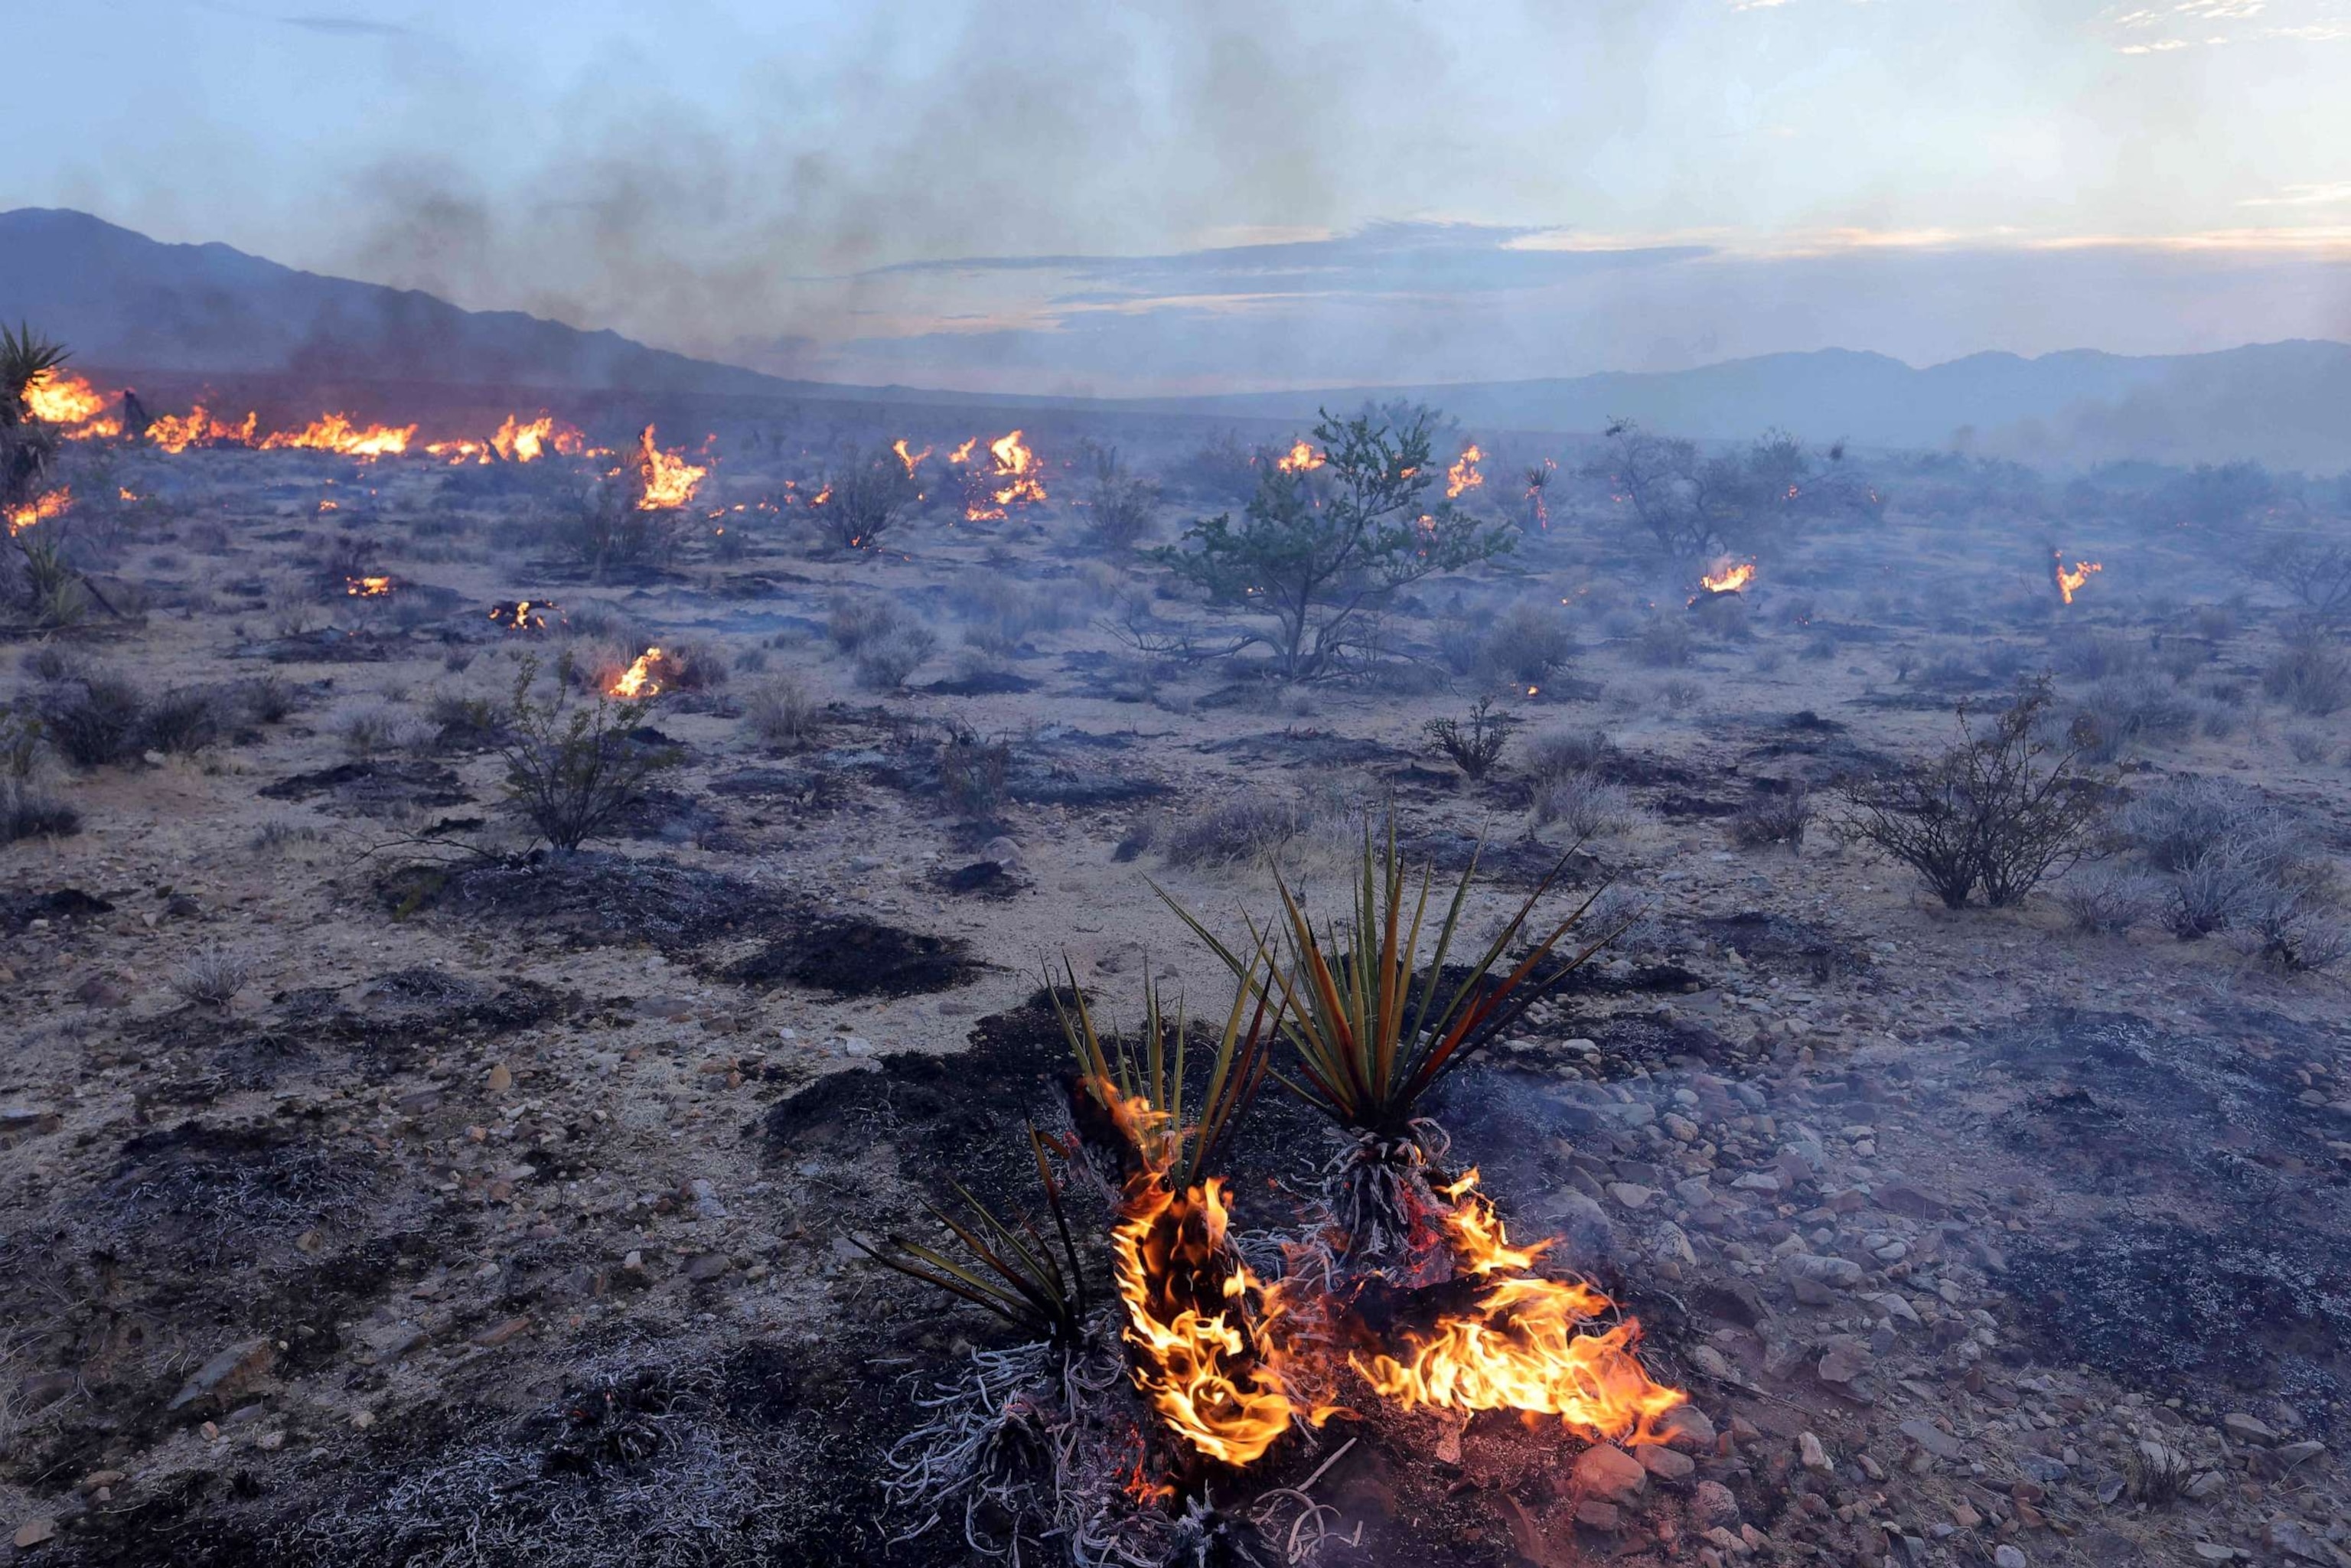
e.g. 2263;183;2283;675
1445;442;1485;500
2053;549;2102;605
631;426;706;511
1354;1170;1685;1446
344;575;394;598
488;598;560;632
6;487;70;536
609;647;665;699
1691;558;1756;603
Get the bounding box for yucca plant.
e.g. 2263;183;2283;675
1050;958;1278;1189
2;324;69;512
853;1125;1091;1346
1162;817;1623;1266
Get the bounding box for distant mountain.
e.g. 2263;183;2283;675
0;207;1038;407
1140;341;2351;470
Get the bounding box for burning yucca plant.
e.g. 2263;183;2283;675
1162;819;1618;1275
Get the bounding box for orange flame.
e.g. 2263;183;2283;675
961;430;1047;520
2053;552;2101;605
1354;1171;1685;1446
259;412;417;458
1277;440;1324;474
1112;1175;1299;1469
6;487;70;536
947;437;979;465
1446;444;1485;500
632;426;706;511
1697;559;1756;598
610;647;664;699
489;599;557;631
146;405;258;454
494;413;584;464
344;575;393;597
23;370;106;427
892;438;931;477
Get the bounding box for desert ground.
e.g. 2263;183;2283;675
0;402;2345;1568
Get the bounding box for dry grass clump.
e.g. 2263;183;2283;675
2054;865;2168;934
1727;788;1812;850
826;594;908;654
937;729;1012;816
952;572;1078;656
1531;771;1640;838
1159;789;1311;868
329;698;432;761
741;676;824;750
2261;623;2351;717
855;627;937;691
1521;725;1616;781
1632;614;1694;668
170;947;254;1010
1475;600;1578;687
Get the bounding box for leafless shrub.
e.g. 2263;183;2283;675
35;671;149;765
937;729;1012;816
171;947;253;1010
1841;678;2103;909
2052;630;2147;682
812;442;920;550
1660;677;1704;712
826;594;907;654
1728;789;1811;850
2069;674;2196;762
854;627;937;691
1632;615;1694;668
2118;776;2271;873
954;572;1076;655
742;676;823;750
330;699;428;761
2055;865;2167;934
1423;697;1518;781
1477;601;1577;687
2285;729;2329;764
1078;444;1161;550
1531;771;1639;837
649;638;729;693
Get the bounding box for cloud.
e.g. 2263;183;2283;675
276;13;413;36
2240;181;2351;207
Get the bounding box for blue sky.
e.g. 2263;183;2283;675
14;0;2351;393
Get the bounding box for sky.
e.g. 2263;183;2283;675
12;0;2351;396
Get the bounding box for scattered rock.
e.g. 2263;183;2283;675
168;1338;276;1412
14;1517;57;1550
1799;1431;1831;1472
2222;1412;2278;1444
1571;1442;1648;1504
1638;1445;1694;1482
1899;1418;1963;1462
1691;1479;1740;1528
1994;1547;2027;1568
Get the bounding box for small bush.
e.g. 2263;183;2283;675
1632;616;1694;668
812;443;920;551
329;699;427;761
240;675;298;725
954;573;1075;655
552;481;681;574
37;672;148;766
1079;445;1161;550
826;595;907;654
1479;601;1577;687
2056;865;2167;934
853;628;937;691
2285;729;2329;764
494;655;682;852
937;730;1012;817
1523;726;1616;781
1531;771;1639;837
2118;776;2270;873
2;781;77;842
1161;791;1306;868
649;639;729;694
742;676;823;750
1728;789;1811;850
171;947;253;1010
2069;675;2196;763
1424;697;1518;782
2261;626;2351;717
2236;885;2351;973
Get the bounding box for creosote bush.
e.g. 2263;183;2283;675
1841;677;2103;909
494;654;681;852
1531;771;1639;838
1728;788;1811;850
853;627;937;691
741;676;823;750
1423;697;1517;781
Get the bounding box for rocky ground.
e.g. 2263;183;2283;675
0;425;2345;1566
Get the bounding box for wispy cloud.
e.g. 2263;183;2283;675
277;13;413;37
2101;0;2348;51
2239;181;2351;207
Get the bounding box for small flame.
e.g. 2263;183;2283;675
1446;443;1485;500
344;575;393;597
1695;559;1756;600
892;438;931;476
5;487;70;536
633;426;706;511
610;647;664;699
2053;551;2102;605
494;413;584;464
118;487;138;502
489;599;558;632
1277;440;1324;474
947;437;979;465
146;405;258;454
1353;1171;1686;1446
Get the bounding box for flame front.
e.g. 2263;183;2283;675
1277;440;1324;474
2053;552;2101;605
146;405;258;454
1354;1172;1684;1446
1698;559;1756;596
633;426;706;511
1446;443;1485;500
494;414;584;464
947;437;979;465
23;370;106;427
259;412;417;458
1111;1175;1299;1469
6;487;70;536
610;647;664;699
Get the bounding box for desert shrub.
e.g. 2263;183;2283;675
1728;788;1811;850
1661;677;1704;712
2050;631;2146;683
812;442;919;550
2069;674;2197;762
1161;790;1307;868
853;627;936;691
329;699;428;761
36;671;148;765
742;676;823;750
1423;697;1517;781
2118;776;2271;873
1531;771;1639;837
2285;729;2329;764
424;693;503;750
1176;429;1260;502
937;729;1012;816
3;784;78;841
2261;624;2351;716
1078;444;1161;550
1523;725;1616;781
139;686;233;755
252;817;325;852
2191;604;2239;641
551;481;680;574
239;674;298;725
1632;615;1694;668
825;595;907;654
18;644;83;683
1478;601;1577;687
494;655;681;852
649;638;729;693
2056;865;2167;934
170;947;253;1010
954;572;1077;654
2236;882;2351;973
1841;677;2102;908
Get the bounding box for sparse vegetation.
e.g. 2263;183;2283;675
1729;787;1812;850
742;675;823;749
812;442;920;551
1423;696;1517;781
170;946;254;1009
493;654;681;852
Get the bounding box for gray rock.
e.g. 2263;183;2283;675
169;1338;276;1412
1782;1253;1864;1290
1994;1547;2028;1568
1691;1478;1740;1528
1899;1418;1963;1461
2222;1412;2278;1444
